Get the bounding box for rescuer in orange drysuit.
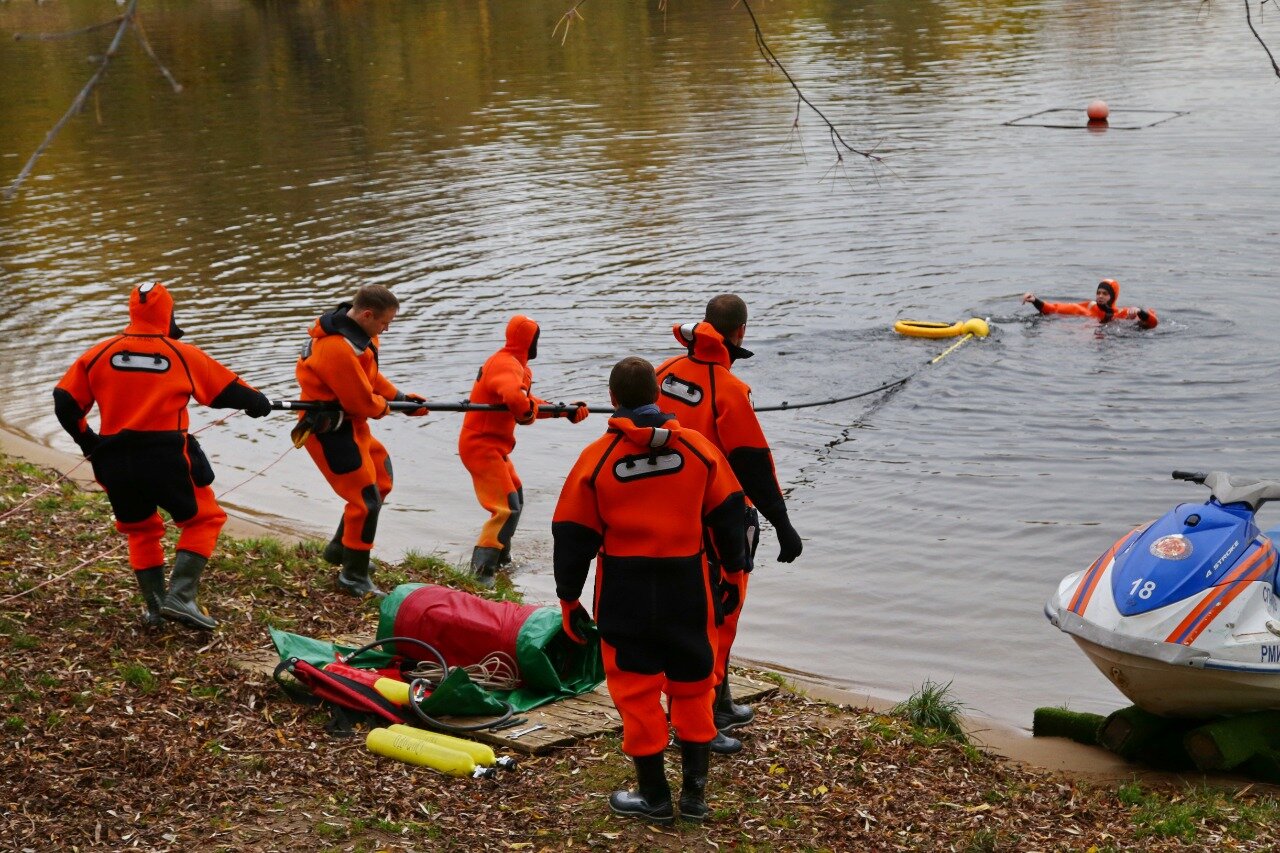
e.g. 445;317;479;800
295;285;428;599
554;356;747;824
655;294;803;754
53;282;273;631
458;315;587;584
1022;279;1158;328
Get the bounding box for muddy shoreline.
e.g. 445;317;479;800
0;422;1158;781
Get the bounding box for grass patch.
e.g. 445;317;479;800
893;679;968;744
117;662;157;693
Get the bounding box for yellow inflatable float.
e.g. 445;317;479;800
893;317;990;339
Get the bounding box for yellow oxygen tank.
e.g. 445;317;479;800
374;678;410;706
387;724;519;771
365;728;497;779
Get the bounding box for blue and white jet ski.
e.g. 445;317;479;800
1046;471;1280;717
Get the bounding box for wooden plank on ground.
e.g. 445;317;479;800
239;639;777;755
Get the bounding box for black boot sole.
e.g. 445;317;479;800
608;804;674;825
159;608;216;631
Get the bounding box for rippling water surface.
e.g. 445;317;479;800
3;0;1279;728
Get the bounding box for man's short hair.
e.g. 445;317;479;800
705;294;748;336
353;285;400;314
609;357;659;409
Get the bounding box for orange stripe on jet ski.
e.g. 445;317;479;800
1166;541;1276;646
1069;528;1141;616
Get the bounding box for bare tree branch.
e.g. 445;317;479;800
1245;0;1280;79
4;0;187;200
553;0;589;46
133;15;183;93
737;0;881;166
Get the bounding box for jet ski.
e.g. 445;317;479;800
1045;470;1280;717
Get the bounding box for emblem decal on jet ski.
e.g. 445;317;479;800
1150;534;1192;560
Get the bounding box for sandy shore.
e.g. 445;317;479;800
0;422;1165;781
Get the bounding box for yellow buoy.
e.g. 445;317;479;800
894;317;989;339
366;727;497;778
387;724;518;770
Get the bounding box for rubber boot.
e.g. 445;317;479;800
337;547;385;599
159;550;217;631
714;676;754;731
470;546;502;587
677;740;712;822
134;565;166;629
322;519;344;566
609;752;673;824
709;730;742;755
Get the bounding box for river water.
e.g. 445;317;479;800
2;0;1279;729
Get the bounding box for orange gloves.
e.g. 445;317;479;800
559;599;596;644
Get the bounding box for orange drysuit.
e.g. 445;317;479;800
295;303;407;553
53;282;271;571
1030;280;1158;328
458;316;556;565
655;321;801;684
553;408;747;757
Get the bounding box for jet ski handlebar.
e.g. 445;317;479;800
1173;470;1280;511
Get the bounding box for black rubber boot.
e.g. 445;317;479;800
470;546;502;587
709;730;742;755
322;519;345;566
159;550;217;631
337;547;385;599
714;676;754;731
609;752;673;824
677;740;712;822
134;565;166;629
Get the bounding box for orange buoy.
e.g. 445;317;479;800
1087;100;1110;121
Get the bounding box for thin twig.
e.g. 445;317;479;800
133;15;183;93
12;16;123;42
4;0;141;200
552;0;589;46
737;0;881;166
1245;0;1280;79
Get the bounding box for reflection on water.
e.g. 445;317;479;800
2;0;1280;728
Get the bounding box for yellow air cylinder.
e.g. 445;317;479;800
374;678;410;707
387;724;519;771
365;728;496;779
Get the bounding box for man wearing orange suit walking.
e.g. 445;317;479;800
296;284;428;598
554;356;748;823
53;282;273;631
656;294;803;753
459;315;587;584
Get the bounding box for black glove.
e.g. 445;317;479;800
1137;309;1150;323
774;516;803;563
75;430;100;458
718;571;743;618
244;392;272;419
400;393;429;417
